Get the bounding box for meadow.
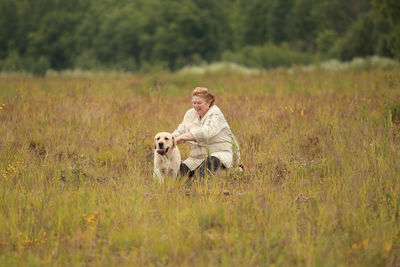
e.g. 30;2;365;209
0;69;399;266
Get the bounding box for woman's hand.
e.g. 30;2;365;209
174;133;196;145
174;136;180;146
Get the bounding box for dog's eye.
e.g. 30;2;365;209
165;137;169;140
157;137;160;140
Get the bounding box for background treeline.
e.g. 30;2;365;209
0;0;399;74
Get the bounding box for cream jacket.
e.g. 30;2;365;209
172;105;240;170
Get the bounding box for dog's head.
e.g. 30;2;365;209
154;132;175;156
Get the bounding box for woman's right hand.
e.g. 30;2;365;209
174;132;195;145
174;136;180;146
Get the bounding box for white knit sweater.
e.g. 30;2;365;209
172;105;240;170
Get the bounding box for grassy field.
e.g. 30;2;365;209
0;69;399;266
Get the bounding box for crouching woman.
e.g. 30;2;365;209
173;87;240;180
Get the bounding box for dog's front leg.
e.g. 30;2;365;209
171;169;179;179
153;169;164;184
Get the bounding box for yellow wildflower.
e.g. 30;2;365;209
384;243;392;252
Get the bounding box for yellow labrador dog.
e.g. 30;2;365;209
153;132;181;183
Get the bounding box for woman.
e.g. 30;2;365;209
173;87;240;180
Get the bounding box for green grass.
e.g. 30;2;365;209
0;69;399;266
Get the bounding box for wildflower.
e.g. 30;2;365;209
284;105;294;113
362;239;369;248
86;215;96;223
296;193;314;203
384;242;392;252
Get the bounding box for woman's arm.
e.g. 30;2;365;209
175;132;196;145
172;122;186;137
172;110;191;137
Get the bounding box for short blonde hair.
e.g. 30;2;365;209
192;87;215;106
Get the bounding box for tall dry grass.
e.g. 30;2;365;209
0;70;399;266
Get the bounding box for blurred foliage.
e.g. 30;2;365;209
0;0;398;74
222;43;314;69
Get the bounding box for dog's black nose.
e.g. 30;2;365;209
158;142;164;148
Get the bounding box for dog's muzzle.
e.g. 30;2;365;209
156;147;169;155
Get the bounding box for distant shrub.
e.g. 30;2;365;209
328;16;381;61
73;50;103;71
140;61;169;74
222;44;314;69
0;50;25;72
178;62;260;75
302;56;399;72
316;30;337;55
30;56;51;76
0;50;50;76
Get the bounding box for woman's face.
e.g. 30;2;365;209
192;95;211;118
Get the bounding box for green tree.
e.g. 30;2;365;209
266;0;293;44
330;15;377;60
231;0;271;49
373;0;400;59
137;0;232;69
87;2;142;70
310;0;370;35
0;0;17;59
0;0;397;73
285;0;318;52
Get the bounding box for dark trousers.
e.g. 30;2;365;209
179;156;225;179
